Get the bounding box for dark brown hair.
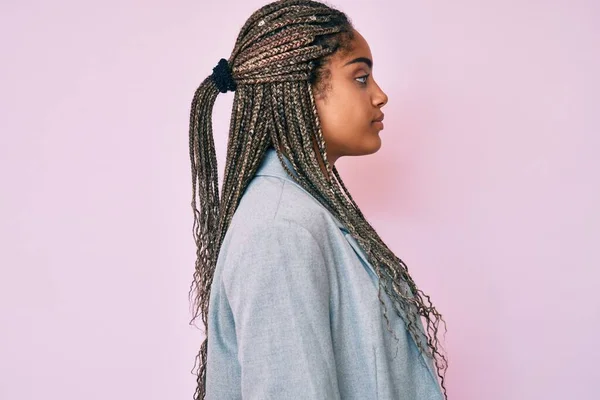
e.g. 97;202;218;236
188;1;448;398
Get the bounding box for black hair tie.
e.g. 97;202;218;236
210;58;237;93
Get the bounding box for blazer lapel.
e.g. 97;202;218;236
339;226;379;283
340;225;439;382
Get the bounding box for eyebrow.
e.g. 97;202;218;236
343;57;372;70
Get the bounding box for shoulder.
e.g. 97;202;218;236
219;201;331;306
229;174;339;242
217;174;342;285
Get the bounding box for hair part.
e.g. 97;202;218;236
188;1;448;399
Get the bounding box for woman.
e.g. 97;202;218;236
188;1;449;398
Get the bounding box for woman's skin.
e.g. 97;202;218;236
310;28;389;178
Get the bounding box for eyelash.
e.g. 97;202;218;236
356;74;370;85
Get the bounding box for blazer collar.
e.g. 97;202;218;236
255;147;347;232
254;147;381;283
255;146;299;180
254;148;377;290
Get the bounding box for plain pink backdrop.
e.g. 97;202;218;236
1;0;598;399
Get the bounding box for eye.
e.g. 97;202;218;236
355;74;370;85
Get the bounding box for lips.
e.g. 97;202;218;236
373;113;384;122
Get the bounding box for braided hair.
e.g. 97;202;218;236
188;1;448;398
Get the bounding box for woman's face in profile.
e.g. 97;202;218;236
312;29;389;166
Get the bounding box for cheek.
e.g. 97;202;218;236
316;101;349;149
313;86;373;154
316;93;365;133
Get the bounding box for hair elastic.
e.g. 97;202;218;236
210;58;237;93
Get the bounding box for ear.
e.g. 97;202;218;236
311;84;326;102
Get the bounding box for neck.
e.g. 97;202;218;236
280;138;333;182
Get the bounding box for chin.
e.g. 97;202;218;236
364;136;382;154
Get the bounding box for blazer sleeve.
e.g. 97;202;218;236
222;219;341;400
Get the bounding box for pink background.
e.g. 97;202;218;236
1;1;598;399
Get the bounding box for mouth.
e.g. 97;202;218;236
372;113;384;130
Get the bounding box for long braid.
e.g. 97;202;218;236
188;1;449;399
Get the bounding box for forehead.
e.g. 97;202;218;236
333;29;372;67
349;30;371;55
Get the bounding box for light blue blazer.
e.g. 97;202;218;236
205;147;444;399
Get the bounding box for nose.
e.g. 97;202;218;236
377;90;388;107
373;81;388;108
